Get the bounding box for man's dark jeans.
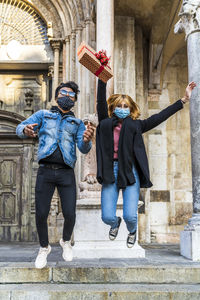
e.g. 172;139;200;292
35;166;76;247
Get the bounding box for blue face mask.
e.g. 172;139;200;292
114;107;130;119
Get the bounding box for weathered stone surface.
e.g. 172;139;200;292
181;230;200;261
0;267;51;283
53;266;200;284
1;284;200;300
150;191;170;202
173;203;193;225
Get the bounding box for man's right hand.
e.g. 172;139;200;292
23;123;38;137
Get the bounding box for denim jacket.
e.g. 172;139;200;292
16;109;92;168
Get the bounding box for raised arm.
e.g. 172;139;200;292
140;81;196;133
139;100;183;133
97;79;108;122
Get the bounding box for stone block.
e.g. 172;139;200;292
174;178;192;190
71;241;145;259
174;191;192;202
149;155;167;175
150;174;167;189
180;229;200;261
150;190;170;202
0;291;10;300
154;233;180;244
53;266;200;284
150;202;169;226
174;203;192;225
2;284;200;300
148;134;167;155
0;267;51;283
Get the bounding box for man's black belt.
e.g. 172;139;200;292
39;163;69;170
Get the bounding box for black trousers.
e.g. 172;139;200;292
35;166;76;247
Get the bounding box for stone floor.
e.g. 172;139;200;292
0;242;199;266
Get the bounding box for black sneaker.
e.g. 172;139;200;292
109;217;122;240
127;231;137;248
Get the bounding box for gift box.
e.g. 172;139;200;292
77;41;113;83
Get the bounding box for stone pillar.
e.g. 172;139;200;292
50;39;62;101
175;0;200;261
70;31;76;81
96;0;114;96
65;36;70;81
75;25;83;119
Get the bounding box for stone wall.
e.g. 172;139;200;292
146;46;192;243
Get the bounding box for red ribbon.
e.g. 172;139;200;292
95;65;105;76
94;50;110;76
95;50;110;66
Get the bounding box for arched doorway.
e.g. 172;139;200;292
0;110;35;241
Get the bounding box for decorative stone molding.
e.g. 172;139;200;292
24;90;34;117
174;0;200;39
79;114;101;199
50;39;63;50
48;66;54;78
47;21;53;39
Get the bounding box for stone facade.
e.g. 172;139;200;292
0;0;193;247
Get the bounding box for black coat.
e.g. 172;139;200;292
96;80;184;189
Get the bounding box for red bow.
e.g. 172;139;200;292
95;50;110;66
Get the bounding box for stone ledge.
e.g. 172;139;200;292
0;264;200;284
1;284;200;300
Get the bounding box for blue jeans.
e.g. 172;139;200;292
101;161;140;233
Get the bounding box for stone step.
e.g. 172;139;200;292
72;241;145;258
0;263;200;284
0;283;200;299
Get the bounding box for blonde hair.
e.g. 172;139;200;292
107;94;141;120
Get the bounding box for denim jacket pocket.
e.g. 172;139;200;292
43;115;57;129
65;120;78;135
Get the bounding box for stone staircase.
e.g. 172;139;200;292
0;261;200;299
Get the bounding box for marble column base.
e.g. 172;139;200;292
180;229;200;261
72;241;145;259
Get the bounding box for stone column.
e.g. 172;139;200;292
96;0;114;96
65;36;70;81
75;25;83;119
50;39;62;101
175;0;200;261
70;31;76;81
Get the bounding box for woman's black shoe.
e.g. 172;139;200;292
127;231;137;248
109;217;122;240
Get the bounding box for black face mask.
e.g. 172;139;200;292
57;96;75;111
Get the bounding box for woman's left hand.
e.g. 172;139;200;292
182;81;196;103
83;122;95;142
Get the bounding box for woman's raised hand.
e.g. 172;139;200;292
182;81;196;103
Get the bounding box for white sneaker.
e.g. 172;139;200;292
35;245;51;269
60;238;73;261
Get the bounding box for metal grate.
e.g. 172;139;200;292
0;0;49;45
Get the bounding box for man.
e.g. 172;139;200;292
16;81;94;268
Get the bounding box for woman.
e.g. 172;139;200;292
96;78;196;248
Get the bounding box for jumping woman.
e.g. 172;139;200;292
96;78;195;248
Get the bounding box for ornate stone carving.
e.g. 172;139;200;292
79;114;101;199
174;0;200;39
24;90;34;117
50;39;62;50
48;65;54;78
47;21;53;39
